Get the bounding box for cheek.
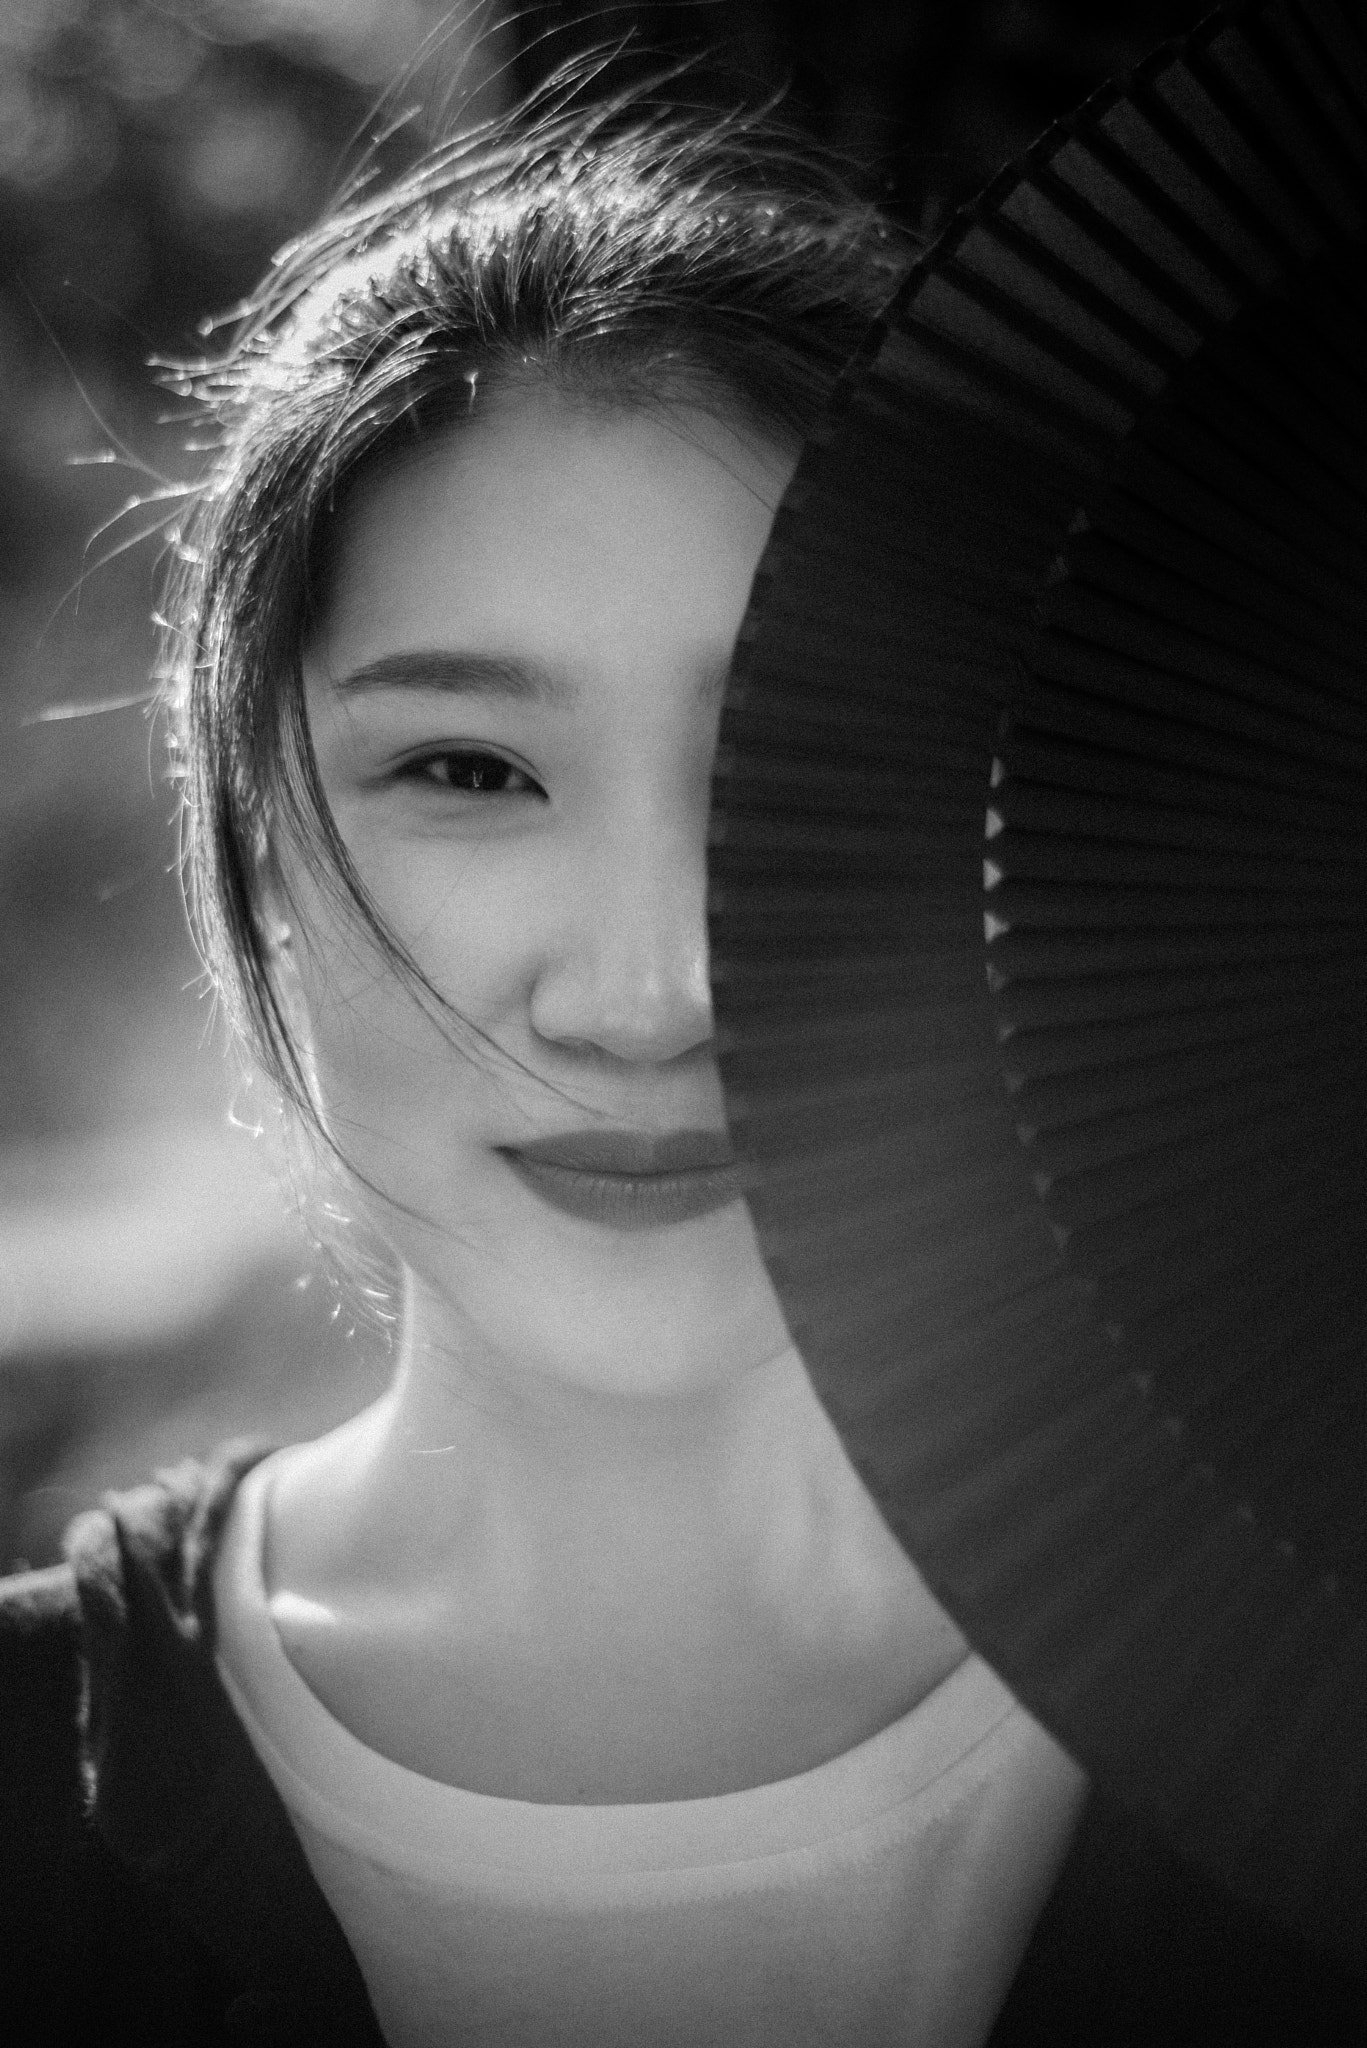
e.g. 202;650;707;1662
342;813;546;989
282;837;539;1141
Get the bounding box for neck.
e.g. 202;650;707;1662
303;1262;862;1609
261;1262;970;1793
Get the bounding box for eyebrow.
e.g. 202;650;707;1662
332;648;735;709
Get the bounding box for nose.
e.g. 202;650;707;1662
528;804;715;1067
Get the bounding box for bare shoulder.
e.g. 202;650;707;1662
256;1405;400;1603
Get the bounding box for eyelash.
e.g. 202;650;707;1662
397;749;546;799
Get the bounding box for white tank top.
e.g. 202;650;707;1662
214;1451;1086;2048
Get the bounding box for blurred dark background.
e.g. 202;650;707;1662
0;0;1210;1569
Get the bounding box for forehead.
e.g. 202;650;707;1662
304;385;799;693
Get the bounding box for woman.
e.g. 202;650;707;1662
2;70;1360;2048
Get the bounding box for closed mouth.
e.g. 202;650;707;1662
498;1128;737;1176
495;1129;745;1231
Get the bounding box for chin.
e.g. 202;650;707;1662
410;1232;788;1399
341;1141;792;1392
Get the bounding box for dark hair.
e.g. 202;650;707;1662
160;55;913;1135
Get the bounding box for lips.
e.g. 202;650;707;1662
496;1128;745;1230
502;1128;737;1175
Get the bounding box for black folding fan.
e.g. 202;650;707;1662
710;0;1367;1972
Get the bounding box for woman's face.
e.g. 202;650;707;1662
291;383;802;1404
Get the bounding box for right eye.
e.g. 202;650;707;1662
397;749;545;798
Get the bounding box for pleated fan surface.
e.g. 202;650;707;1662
710;0;1367;1969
